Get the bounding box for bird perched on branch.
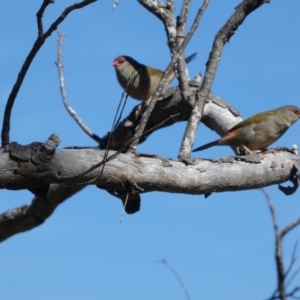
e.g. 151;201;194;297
192;105;300;154
112;53;197;101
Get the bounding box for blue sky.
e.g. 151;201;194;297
0;1;300;299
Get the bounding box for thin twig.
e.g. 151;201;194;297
282;218;300;238
286;267;300;289
180;0;210;53
285;241;298;281
119;193;129;225
55;30;102;144
36;0;54;37
127;78;171;150
263;188;280;233
175;0;210;128
112;0;119;10
97;75;135;184
159;259;191;300
267;286;300;300
179;0;270;159
1;0;97;147
262;188;286;300
131;0;209;151
177;0;191;45
62;113;180;181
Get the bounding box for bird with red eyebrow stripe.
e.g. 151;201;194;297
192;105;300;154
112;53;197;101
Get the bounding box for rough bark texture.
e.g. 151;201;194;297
0;86;298;241
99;82;241;150
2;143;299;194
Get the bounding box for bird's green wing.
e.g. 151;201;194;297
228;110;276;132
147;67;163;77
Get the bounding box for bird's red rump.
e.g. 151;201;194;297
225;129;237;137
193;105;300;153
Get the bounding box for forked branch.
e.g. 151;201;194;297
1;0;97;147
179;0;271;159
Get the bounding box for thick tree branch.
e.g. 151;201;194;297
0;140;298;196
0;183;84;242
0;138;299;241
100;85;242;151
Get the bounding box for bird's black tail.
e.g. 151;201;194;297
185;52;197;64
192;140;219;152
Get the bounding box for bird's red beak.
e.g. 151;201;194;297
112;61;118;67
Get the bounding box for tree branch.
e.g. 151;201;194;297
55;30;102;144
263;188;286;300
137;0;210;156
36;0;54;37
1;0;97;147
99;85;242;151
282;218;300;238
0;183;84;242
0;141;298;241
180;0;270;159
263;188;300;300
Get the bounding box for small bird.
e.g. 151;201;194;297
112;53;197;101
192;105;300;154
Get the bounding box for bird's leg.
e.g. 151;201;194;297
241;145;253;155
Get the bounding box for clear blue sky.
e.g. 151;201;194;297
0;1;300;299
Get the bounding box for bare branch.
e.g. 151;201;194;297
129;1;182;151
180;0;270;159
112;0;119;10
263;188;280;233
282;219;300;238
127;62;177;150
55;30;102;144
159;259;191;300
267;286;300;300
100;86;241;151
263;190;300;300
285;241;299;283
176;0;210;140
286;268;300;290
36;0;54;37
181;0;210;52
137;0;169;22
176;0;191;45
263;188;286;300
0;134;298;241
1;0;97;147
0;184;84;242
129;0;209;151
